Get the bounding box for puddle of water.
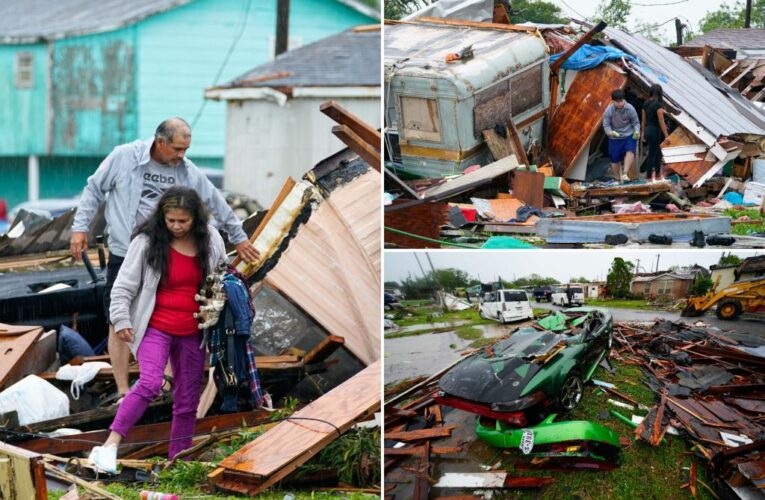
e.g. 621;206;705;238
395;319;471;333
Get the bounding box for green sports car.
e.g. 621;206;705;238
435;307;613;428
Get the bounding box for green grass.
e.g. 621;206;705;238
469;337;497;349
455;325;482;340
725;208;765;235
400;299;431;307
393;306;491;328
533;308;550;316
586;299;654;310
511;362;713;499
385;325;459;339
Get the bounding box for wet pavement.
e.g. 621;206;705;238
532;301;765;337
384;321;525;385
390;319;471;333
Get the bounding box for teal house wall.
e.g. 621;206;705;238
0;0;374;210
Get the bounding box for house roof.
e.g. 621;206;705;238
604;27;765;138
632;270;697;283
217;29;380;89
736;255;765;276
681;29;765;51
0;0;378;44
0;0;191;43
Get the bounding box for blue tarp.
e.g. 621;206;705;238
548;44;638;71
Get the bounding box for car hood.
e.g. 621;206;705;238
439;328;565;404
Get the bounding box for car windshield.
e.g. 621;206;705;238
504;291;527;302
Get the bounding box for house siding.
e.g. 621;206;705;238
135;0;372;159
0;44;47;155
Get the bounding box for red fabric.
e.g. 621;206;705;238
149;247;202;336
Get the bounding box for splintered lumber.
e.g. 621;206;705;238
434;472;554;489
384;426;458;442
211;361;381;496
332;125;381;172
413;441;430;500
0;441;46;500
0;326;47;390
43;462;121;500
17;409;274;455
320;100;380;152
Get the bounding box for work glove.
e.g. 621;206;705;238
632;131;639;140
608;130;620;138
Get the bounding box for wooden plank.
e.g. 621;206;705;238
215;361;380;493
0;441;46;500
320;100;380;150
409;16;538;32
547;65;628;176
332;125;381;172
512;170;545;208
419;155;520;201
231;177;296;269
0;323;41;336
384;425;457;442
0;327;44;390
18;409;275;455
303;335;345;365
43;462;121;500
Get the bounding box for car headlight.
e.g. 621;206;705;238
490;391;547;412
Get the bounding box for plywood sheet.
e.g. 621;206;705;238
547;64;628;176
219;360;380;477
512;170;544;208
266;170;380;365
666;159;716;185
0;327;44;390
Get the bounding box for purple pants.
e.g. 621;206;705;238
110;326;206;459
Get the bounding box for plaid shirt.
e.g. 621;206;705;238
208;272;263;407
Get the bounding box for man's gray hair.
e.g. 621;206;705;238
155;117;191;143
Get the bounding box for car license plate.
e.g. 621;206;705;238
519;428;534;454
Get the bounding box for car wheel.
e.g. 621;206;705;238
497;312;507;325
558;372;583;412
479;308;486;320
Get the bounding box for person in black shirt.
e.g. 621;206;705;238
641;84;670;182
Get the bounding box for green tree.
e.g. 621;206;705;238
570;276;590;283
506;273;559;288
384;0;432;19
384;281;400;289
633;19;665;44
432;268;472;290
509;0;565;24
718;253;742;266
696;0;764;33
596;0;631;30
606;257;635;298
689;274;714;296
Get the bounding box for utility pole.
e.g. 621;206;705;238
636;259;641;274
746;0;753;28
425;252;446;312
413;253;427;280
656;254;661;273
675;18;684;46
275;0;290;57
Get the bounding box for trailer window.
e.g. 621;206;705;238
510;64;543;116
400;96;441;142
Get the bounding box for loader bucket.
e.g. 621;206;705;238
681;303;704;317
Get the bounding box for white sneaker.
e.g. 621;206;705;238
88;444;118;474
621;174;629;182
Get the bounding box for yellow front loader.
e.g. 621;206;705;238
681;276;765;320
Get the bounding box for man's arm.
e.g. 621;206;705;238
602;105;615;136
70;148;121;259
194;173;259;263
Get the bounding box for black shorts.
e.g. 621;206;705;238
104;254;125;325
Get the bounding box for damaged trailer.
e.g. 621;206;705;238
384;15;765;247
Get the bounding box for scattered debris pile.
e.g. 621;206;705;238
612;320;765;497
384;15;765;248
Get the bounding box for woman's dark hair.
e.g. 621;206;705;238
134;186;211;280
648;83;663;102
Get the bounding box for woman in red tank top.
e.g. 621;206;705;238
88;186;226;472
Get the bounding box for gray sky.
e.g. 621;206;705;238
385;250;761;283
551;0;733;43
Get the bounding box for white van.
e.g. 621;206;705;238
551;287;585;307
479;289;534;324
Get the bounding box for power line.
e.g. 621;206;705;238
633;0;689;5
558;0;589;20
190;0;254;129
630;16;680;34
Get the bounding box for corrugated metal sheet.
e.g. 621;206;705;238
266;169;380;365
0;0;190;43
385;21;547;94
604;27;765;137
225;30;380;88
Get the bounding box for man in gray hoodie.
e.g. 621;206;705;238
70;117;259;401
603;89;640;181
